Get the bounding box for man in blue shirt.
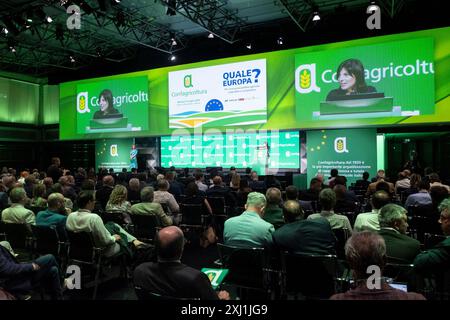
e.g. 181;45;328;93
223;192;274;248
36;192;68;239
405;180;432;208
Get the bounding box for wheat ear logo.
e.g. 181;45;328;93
295;63;320;94
77;92;90;113
334;137;349;153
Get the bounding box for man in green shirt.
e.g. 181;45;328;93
223;192;274;248
131;187;173;226
263;187;284;229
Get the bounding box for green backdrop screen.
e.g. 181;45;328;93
60;27;450;140
307;128;377;185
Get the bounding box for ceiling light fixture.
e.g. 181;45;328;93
367;1;379;12
312;11;321;21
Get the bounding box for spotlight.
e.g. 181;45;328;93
171;37;177;46
246;43;252;50
277;37;283;45
169;54;176;61
2;27;8;35
312;11;321;22
70;55;76;63
114;0;121;3
8;39;16;52
367;1;379;12
46;16;53;23
207;33;214;39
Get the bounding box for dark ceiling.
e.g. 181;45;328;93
0;0;448;83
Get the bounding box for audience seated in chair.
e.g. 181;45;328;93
354;172;371;193
395;170;411;194
273;200;336;255
378;204;421;264
285;185;313;213
354;190;390;232
223;192;274;248
154;179;180;217
131;187;173;227
307;189;353;234
105;185;132;224
133;226;229;300
299;177;322;202
31;184;47;208
36;193;68;239
330;231;425;300
206;176;236;208
1;187;35;226
127;178;142;202
95;175;115;210
0;240;63;300
405;180;432;208
262;188;284;229
414;198;450;272
66;191;146;258
366;170;394;197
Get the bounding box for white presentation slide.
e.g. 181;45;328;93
168;59;267;128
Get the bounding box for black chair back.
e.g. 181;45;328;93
207;197;226;216
281;252;338;299
160;203;171;214
130;214;159;241
66;230;98;263
217;243;267;291
31;224;61;257
180;203;204;226
102;211;125;225
332;228;351;259
2;223;32;250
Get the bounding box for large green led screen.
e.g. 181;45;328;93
59;27;450;140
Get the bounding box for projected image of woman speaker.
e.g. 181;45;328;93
326;59;377;101
93;89;122;119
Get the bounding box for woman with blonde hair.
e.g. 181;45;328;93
106;184;132;224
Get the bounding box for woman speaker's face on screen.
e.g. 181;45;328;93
99;95;109;111
338;67;356;92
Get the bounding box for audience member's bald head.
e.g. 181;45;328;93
156;226;185;261
103;175;115;187
283;200;304;223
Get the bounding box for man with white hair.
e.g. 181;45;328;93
223;192;274;248
1;187;35;225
